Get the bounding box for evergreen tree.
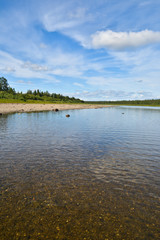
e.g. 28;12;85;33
0;77;9;91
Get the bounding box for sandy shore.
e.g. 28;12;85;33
0;103;112;114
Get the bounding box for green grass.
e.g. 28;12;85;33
0;99;26;103
0;99;84;104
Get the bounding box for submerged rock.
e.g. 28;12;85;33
66;114;70;117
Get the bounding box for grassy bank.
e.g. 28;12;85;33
0;99;84;104
1;98;160;107
84;99;160;107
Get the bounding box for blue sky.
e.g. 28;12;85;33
0;0;160;100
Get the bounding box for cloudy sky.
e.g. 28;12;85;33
0;0;160;100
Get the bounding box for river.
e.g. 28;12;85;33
0;106;159;239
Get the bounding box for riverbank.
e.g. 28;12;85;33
0;103;112;114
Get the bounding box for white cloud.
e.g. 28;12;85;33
73;89;153;101
0;50;59;81
73;82;84;87
42;6;88;32
0;66;15;73
92;30;160;50
111;47;160;78
16;80;32;85
22;62;49;72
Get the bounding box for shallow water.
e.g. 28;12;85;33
0;106;160;239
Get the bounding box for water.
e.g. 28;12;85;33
0;106;160;240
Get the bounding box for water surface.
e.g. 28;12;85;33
0;107;160;239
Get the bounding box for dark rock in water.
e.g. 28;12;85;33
54;109;59;112
0;113;2;116
66;114;70;118
122;113;124;114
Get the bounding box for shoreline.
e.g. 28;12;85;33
0;103;112;114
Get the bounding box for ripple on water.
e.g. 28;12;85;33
0;107;160;239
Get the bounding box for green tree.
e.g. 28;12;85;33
27;90;33;94
0;77;9;91
8;87;16;94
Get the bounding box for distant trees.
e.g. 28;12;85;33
0;77;84;103
85;99;160;106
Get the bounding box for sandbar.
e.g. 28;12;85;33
0;103;112;114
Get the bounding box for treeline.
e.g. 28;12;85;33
0;77;83;103
85;99;160;106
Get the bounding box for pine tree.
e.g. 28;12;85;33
0;77;9;91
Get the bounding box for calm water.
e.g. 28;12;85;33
0;106;160;240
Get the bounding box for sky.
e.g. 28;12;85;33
0;0;160;101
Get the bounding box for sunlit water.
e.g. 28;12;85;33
0;106;160;239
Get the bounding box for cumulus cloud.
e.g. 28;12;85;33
92;30;160;50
